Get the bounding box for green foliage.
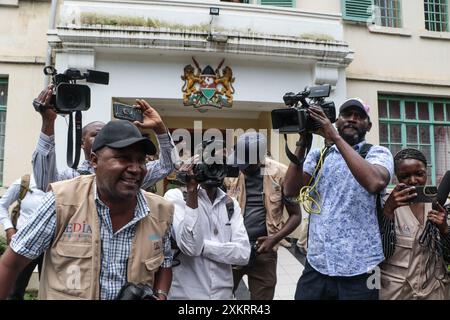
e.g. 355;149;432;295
79;13;210;31
299;33;335;41
24;290;38;300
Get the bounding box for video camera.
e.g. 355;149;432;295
176;138;239;187
271;84;336;134
38;66;109;114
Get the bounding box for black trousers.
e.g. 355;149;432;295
7;254;43;300
295;259;379;300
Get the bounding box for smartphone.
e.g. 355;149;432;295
113;102;143;122
410;185;438;203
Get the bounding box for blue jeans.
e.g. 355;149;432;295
295;259;379;300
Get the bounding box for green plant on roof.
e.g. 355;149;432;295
79;12;211;31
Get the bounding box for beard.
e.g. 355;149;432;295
337;124;366;146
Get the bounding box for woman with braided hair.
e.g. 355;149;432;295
380;148;450;300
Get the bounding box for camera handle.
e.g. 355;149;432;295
283;133;312;166
66;111;82;169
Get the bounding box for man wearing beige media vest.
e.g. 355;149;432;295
0;120;174;300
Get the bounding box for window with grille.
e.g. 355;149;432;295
342;0;402;27
0;78;7;186
424;0;449;31
374;0;402;27
259;0;294;7
378;95;450;185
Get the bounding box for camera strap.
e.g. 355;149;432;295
283;133;312;166
66;111;82;170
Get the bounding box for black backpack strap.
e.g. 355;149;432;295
358;143;373;158
358;143;396;260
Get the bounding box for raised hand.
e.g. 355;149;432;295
383;183;417;219
34;85;57;122
428;203;449;235
133;99;166;134
308;105;339;142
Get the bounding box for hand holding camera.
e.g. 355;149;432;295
134;99;166;134
384;183;417;218
33;85;57;119
427;203;449;235
307;105;340;142
113;99;167;134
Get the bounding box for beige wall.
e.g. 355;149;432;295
344;1;450;84
0;1;50;58
0;0;50;187
296;0;340;15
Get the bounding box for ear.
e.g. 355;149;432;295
366;121;372;132
90;152;98;169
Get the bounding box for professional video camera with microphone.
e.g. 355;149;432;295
271;84;336;134
35;66;110;170
34;66;109;114
176;138;239;187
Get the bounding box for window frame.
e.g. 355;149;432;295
258;0;295;8
374;0;402;28
424;0;449;32
379;95;450;185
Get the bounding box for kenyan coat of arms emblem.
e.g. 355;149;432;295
181;57;235;112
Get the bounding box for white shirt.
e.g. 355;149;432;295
165;187;250;300
0;175;46;230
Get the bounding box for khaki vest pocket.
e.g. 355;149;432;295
56;243;93;258
144;254;164;271
51;243;93;292
383;235;413;271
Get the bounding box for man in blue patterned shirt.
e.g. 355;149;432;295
0;120;174;300
284;98;394;300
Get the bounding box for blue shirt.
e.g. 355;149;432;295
303;141;394;276
10;184;172;300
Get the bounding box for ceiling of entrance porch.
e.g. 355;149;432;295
114;98;282;119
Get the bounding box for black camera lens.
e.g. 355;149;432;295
55;83;91;112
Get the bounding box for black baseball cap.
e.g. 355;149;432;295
92;120;156;155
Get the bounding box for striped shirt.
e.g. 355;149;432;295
10;185;172;300
32;132;176;191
